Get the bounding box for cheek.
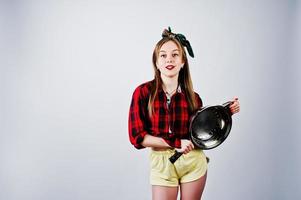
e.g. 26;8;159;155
176;60;184;68
174;56;182;63
156;59;165;68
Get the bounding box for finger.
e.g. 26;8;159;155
184;148;189;154
190;142;194;149
232;108;240;113
231;98;239;105
230;106;237;111
176;148;183;153
187;144;193;152
188;145;193;152
231;108;239;114
232;106;239;111
230;101;238;108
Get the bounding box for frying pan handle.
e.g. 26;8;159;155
169;151;183;164
222;101;233;116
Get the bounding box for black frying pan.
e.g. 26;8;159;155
169;101;233;164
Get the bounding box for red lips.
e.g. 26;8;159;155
165;65;175;70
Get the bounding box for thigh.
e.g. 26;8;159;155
150;150;179;187
152;185;179;200
180;171;207;200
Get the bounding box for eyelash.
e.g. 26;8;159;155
160;54;179;58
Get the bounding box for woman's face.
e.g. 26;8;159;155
156;40;184;79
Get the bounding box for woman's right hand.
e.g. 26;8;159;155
177;139;194;154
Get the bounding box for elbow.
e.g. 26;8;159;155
130;132;147;149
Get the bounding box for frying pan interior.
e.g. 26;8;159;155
190;106;232;150
169;103;233;164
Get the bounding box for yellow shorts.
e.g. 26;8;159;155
149;149;208;187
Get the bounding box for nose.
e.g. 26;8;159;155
166;55;174;63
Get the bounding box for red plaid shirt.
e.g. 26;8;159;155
128;80;203;149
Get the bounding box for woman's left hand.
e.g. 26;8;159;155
229;97;240;115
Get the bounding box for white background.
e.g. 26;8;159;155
1;0;300;199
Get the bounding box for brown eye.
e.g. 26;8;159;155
172;53;179;57
160;54;167;58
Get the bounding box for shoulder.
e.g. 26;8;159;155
194;91;201;98
131;80;153;99
193;91;203;108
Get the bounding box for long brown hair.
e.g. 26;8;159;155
148;37;198;116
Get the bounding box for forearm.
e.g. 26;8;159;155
141;134;171;148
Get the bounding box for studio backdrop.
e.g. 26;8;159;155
1;0;300;199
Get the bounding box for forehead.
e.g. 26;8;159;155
160;40;180;52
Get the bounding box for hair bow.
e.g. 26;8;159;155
162;27;194;58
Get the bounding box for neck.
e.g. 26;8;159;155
161;75;178;94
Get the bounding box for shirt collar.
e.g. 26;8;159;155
158;84;182;94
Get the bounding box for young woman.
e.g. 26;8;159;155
128;27;240;200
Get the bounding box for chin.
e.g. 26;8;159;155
161;70;180;78
165;73;178;78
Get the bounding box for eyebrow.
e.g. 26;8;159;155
159;49;180;53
